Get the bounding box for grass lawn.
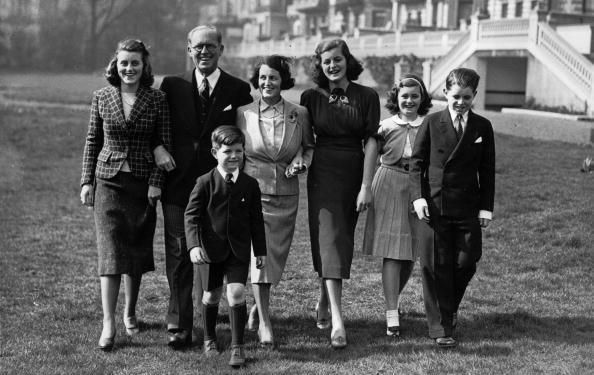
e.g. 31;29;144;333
0;73;593;374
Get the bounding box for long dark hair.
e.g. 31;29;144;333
310;39;363;89
105;39;154;87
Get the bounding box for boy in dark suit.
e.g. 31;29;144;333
410;68;496;348
184;126;266;367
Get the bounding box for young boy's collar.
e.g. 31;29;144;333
217;165;238;182
448;108;469;124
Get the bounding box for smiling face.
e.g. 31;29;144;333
117;51;143;89
258;64;282;104
444;83;476;115
212;143;244;173
320;47;347;84
188;28;223;76
398;85;422;118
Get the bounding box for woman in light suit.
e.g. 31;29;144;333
237;55;314;346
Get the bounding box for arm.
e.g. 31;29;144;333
184;180;212;265
356;87;380;212
249;181;267;259
356;137;378;212
410;119;431;221
478;120;496;228
153;78;176;172
80;92;103;206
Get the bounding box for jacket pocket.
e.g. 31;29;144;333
98;149;112;162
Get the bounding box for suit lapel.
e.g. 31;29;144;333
437;109;458;162
201;70;229;138
128;86;150;125
447;110;477;163
277;100;297;161
107;86;127;130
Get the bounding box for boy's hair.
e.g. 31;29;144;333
445;68;480;92
385;74;432;116
211;125;245;149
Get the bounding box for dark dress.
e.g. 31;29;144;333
300;83;380;279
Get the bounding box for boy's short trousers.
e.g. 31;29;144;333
198;252;249;291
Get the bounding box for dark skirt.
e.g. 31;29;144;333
94;172;156;276
307;145;363;279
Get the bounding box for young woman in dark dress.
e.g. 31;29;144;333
300;39;380;349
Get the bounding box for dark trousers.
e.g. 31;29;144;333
432;214;482;336
163;203;196;332
414;218;444;338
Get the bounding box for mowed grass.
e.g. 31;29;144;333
0;73;593;375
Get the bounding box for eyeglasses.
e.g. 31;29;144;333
328;94;349;104
189;43;219;53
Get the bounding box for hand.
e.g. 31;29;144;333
285;155;306;178
356;184;372;212
189;247;210;265
413;198;430;222
80;184;94;208
153;145;176;172
479;218;491;228
256;256;266;269
147;186;161;207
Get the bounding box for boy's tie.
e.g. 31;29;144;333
455;114;464;140
225;173;234;184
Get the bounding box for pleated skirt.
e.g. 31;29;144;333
250;194;299;285
94;172;156;276
362;165;417;260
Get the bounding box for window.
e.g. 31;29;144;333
501;2;508;18
515;1;522;17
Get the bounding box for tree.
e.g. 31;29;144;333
85;0;137;69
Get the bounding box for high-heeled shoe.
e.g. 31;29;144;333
98;331;116;351
124;316;140;336
315;303;330;330
330;328;347;349
257;327;275;348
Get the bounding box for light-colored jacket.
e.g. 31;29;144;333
237;98;314;195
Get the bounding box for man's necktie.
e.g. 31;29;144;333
455;114;464;140
224;173;233;184
199;78;210;102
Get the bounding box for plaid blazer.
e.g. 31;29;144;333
80;85;171;189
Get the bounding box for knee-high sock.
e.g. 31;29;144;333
229;303;247;346
202;303;219;342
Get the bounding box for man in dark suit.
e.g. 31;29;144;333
410;68;495;348
185;125;266;367
152;25;253;349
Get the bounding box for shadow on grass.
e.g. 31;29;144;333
252;310;593;363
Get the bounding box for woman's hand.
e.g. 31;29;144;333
285;154;306;178
80;184;94;208
356;184;372;212
147;186;161;207
153;145;176;172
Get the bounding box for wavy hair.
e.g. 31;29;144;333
310;39;363;89
385;74;432;116
249;55;295;90
105;39;154;88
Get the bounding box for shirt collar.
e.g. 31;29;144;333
259;98;284;114
217;166;238;182
392;114;424;127
195;68;221;90
448;108;469;124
